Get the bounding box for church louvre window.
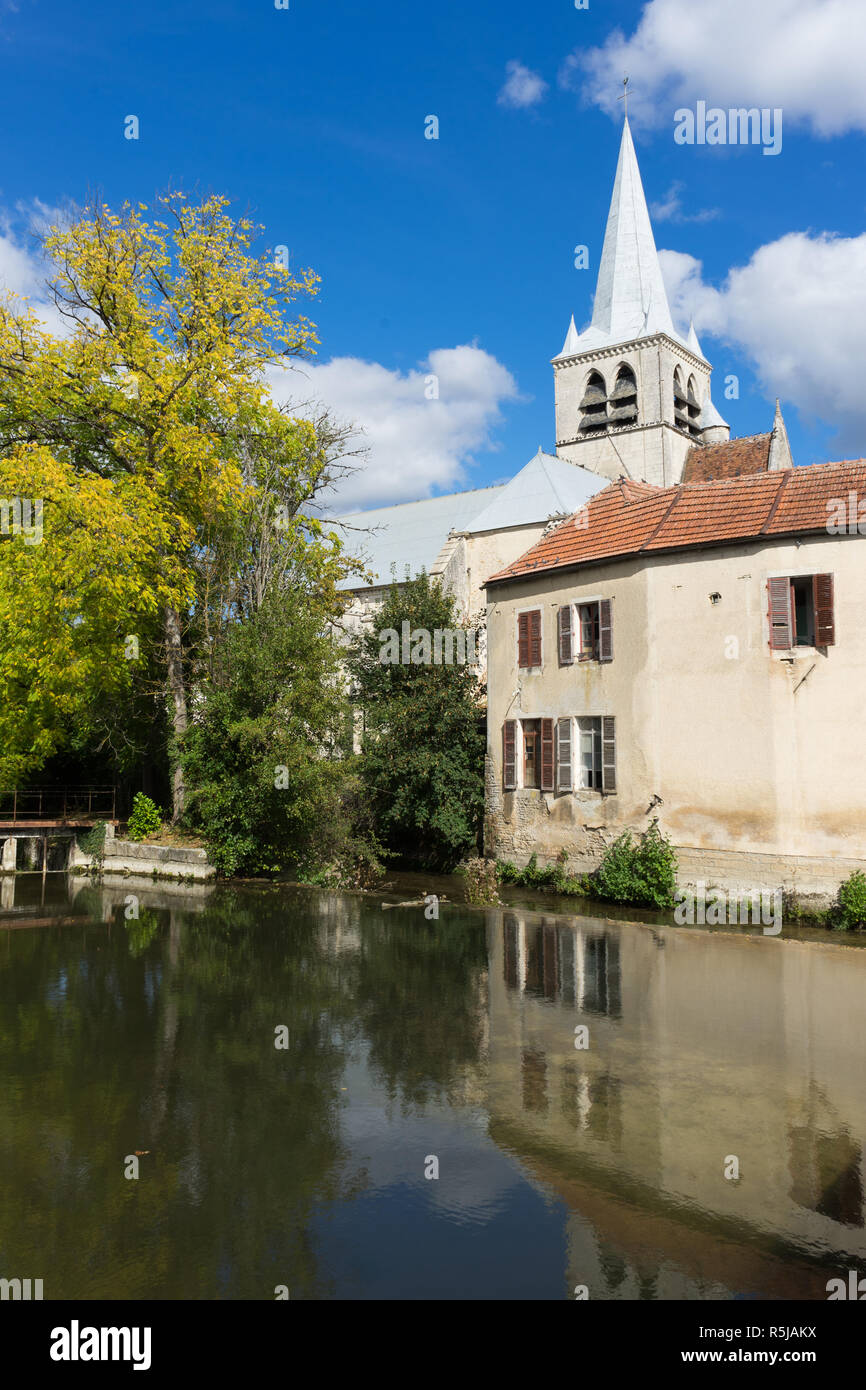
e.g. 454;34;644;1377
686;374;702;438
608;364;638;427
673;368;690;432
579;370;608;435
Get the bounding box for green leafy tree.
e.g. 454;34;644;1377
180;585;361;877
349;573;485;871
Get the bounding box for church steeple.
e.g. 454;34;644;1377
552;114;717;488
585;117;675;349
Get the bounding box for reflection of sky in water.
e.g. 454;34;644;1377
310;1049;567;1299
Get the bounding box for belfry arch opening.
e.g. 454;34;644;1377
579;370;608;435
609;363;638;428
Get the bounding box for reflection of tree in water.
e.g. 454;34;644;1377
344;904;489;1112
125;909;159;957
0;887;362;1299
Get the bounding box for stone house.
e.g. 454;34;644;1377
484;461;866;903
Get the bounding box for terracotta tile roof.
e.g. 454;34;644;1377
486;460;866;587
682;433;772;483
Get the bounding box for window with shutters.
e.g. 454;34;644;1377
767;575;834;650
577;717;602;789
575;716;616;792
517;609;543;667
576;599;613;662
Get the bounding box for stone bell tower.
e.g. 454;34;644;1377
553;117;729;488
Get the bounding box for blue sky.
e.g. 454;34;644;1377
2;0;865;507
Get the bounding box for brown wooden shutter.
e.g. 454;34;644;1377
599;598;613;662
557;605;573;665
540;718;555;792
529;609;542;666
556;718;573;792
503;720;517;790
813;573;835;646
517;613;529;667
601;717;616;793
768;577;794;650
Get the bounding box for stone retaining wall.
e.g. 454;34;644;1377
495;840;863;911
69;836;215;882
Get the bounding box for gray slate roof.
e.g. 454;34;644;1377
327;450;607;590
329;485;504;590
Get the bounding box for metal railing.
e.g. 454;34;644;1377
0;787;118;824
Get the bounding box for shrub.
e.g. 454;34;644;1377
127;792;163;842
836;870;866;931
495;850;586;898
588;819;678;909
462;858;501;905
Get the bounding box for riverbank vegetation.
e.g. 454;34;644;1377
496;821;678;910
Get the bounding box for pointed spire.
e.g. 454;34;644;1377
587;117;675;347
768;398;794;471
687;320;706;360
555;314;580;359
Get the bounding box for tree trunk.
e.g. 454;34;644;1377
164;605;188;823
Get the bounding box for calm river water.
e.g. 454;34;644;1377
1;872;865;1300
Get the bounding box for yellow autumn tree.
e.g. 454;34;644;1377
0;193;324;816
0;445;195;786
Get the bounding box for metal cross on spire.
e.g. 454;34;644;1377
617;75;631;120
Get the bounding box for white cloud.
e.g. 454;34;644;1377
659;232;866;453
563;0;866;137
0;203;75;334
0;224;44;301
267;345;521;509
650;181;719;225
498;60;548;110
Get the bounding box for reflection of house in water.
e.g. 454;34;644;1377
489;910;866;1298
789;1087;863;1230
504;915;621;1016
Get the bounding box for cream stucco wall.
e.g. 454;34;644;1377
485;532;866;892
